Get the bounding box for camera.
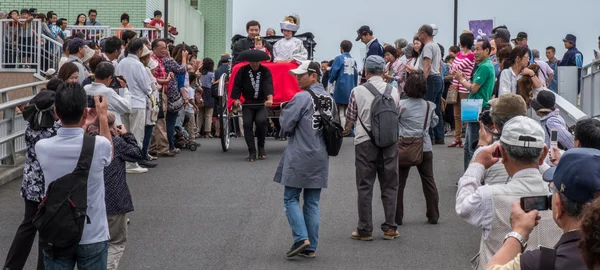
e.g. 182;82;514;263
520;195;553;212
478;110;493;127
109;75;126;90
87;95;95;108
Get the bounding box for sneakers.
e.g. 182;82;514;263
350;231;373;241
126;163;148;174
147;154;157;161
298;250;316;258
286;240;310;257
383;229;400;240
139;160;158;168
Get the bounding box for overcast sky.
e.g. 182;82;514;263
232;0;600;68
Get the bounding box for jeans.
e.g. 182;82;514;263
165;111;179;150
284;186;321;252
426;75;444;141
43;241;108;270
4;199;44;270
142;125;155;157
464;121;480;171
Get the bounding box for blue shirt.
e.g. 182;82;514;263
547;59;559;92
36;128;113;245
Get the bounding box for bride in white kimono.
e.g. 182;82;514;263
273;15;308;64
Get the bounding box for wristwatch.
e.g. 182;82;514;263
504;232;527;252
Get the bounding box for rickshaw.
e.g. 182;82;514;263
214;33;317;152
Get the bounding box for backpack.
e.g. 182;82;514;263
358;82;399;148
33;136;95;257
305;89;344;156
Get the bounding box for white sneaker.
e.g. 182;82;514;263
126;163;148;174
147;154;157;161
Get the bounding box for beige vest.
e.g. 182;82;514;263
471;170;562;269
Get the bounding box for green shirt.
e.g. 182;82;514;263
469;58;495;108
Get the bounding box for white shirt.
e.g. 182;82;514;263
184;86;196;114
115;54;152;109
84;82;132;125
273;37;308;63
36;128;113;245
455;144;552;237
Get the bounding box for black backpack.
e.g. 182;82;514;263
305;89;344;156
358;82;399;148
33;136;95;257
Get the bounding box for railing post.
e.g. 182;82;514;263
36;20;42;74
0;21;4;68
2;107;15;166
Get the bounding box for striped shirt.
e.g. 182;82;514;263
450;51;475;93
540;109;575;150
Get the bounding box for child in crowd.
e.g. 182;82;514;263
185;72;199;141
254;36;272;61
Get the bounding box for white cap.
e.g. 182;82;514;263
143;18;151;23
500;116;546;148
289;61;320;75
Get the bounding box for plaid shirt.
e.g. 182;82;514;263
346;91;357;122
151;54;167;83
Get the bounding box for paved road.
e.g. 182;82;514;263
0;137;480;269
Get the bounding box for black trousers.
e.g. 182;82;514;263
4;199;44;270
242;106;267;154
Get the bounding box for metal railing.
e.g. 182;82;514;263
40;34;63;74
0;19;42;72
66;25;166;44
0;81;45;166
580;59;600;118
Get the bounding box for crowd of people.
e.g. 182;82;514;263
2;7;600;270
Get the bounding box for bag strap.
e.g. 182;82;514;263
539;246;556;270
305;89;323;113
423;101;430;132
383;84;393;96
363;82;381;97
74;135;96;175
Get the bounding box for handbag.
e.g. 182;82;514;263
397;102;429;167
446;84;458;104
461;98;483;122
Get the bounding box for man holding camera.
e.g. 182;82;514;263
486;148;600;270
84;62;131;126
456;115;561;269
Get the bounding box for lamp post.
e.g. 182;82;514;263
164;0;169;39
453;0;458;45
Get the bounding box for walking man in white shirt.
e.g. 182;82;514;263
36;83;113;269
116;38;153;173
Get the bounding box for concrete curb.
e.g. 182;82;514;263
0;156;25;187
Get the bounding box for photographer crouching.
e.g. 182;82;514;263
456;109;562;269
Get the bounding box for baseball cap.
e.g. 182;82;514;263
355;25;372;41
143;18;152;24
499;116;546;148
289;61;321;76
516;32;528;40
68;38;91;53
364;55;385;71
220;53;231;62
489;93;527;119
190;45;199;53
530;90;556;112
490;28;511;41
543;148;600;204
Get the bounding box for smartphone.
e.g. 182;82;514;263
520;195;552;212
549;129;558;159
493;147;502;158
87;95;95;108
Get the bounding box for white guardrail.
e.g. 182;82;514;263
0;81;45;166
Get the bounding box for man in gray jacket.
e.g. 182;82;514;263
274;61;333;258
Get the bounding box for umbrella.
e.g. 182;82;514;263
237;50;270;62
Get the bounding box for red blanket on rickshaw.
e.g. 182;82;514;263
227;62;301;109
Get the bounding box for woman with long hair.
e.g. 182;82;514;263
72;13;87;39
405;36;422;72
498;46;542;95
448;32;475;148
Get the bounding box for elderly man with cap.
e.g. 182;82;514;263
65;38;91;84
346;55;401;241
231;50;274;162
531;90;574;151
274;61;333;258
486;148;600;270
456;114;562;269
356;25;384;84
559;34;584;93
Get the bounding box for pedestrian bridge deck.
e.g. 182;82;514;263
0;137;480;269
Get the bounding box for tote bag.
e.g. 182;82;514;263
461;99;483;122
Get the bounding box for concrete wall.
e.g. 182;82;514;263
168;0;205;56
0;72;40;101
0;0;147;28
198;0;227;61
